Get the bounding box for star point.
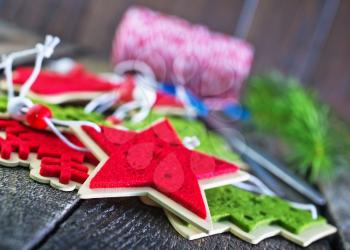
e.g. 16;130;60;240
74;118;244;231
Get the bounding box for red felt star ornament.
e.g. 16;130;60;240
73;119;249;231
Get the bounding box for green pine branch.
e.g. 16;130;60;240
244;72;348;182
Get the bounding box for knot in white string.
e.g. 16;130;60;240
85;60;158;124
1;35;100;152
36;35;60;58
183;136;200;150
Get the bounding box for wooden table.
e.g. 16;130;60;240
0;165;333;250
0;28;348;250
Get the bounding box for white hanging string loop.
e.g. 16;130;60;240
113;77;157;123
85;60;158;123
0;35;100;152
85;59;196;123
175;84;196;118
183;136;200;150
84;91;119;114
45;118;101;152
233;175;318;219
19;36;60;99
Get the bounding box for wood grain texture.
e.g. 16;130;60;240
42;0;88;42
11;0;54;32
76;0;128;56
0;0;244;56
309;0;350;122
246;0;325;77
0;167;79;250
39;197;331;250
0;0;25;21
320;170;350;250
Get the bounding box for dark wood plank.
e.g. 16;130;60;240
39;197;330;250
12;0;54;32
43;0;88;42
246;0;325;77
0;0;25;21
309;0;350;122
76;0;128;56
201;0;244;34
0;167;79;250
298;0;340;82
235;0;259;38
320;170;350;250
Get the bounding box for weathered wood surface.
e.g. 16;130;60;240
309;0;350;123
39;198;331;250
0;167;78;250
0;165;333;250
320;170;350;250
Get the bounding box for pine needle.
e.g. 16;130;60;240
244;72;346;182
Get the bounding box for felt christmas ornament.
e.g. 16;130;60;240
72;119;249;232
121;111;246;168
0;118;96;191
162;185;336;246
10;66;116;104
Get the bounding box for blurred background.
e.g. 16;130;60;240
0;0;348;122
1;1;350;249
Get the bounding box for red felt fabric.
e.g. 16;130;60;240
0;119;92;184
13;67;116;95
154;92;184;108
83;119;239;219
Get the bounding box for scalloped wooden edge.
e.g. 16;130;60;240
72;121;250;233
0;129;95;192
2;81;104;104
164;210;337;247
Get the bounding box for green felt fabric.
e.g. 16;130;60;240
122;112;240;163
206;185;325;234
45;103;109;125
0;95;7;113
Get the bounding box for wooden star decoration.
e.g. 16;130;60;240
73;119;249;232
162;185;337;247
